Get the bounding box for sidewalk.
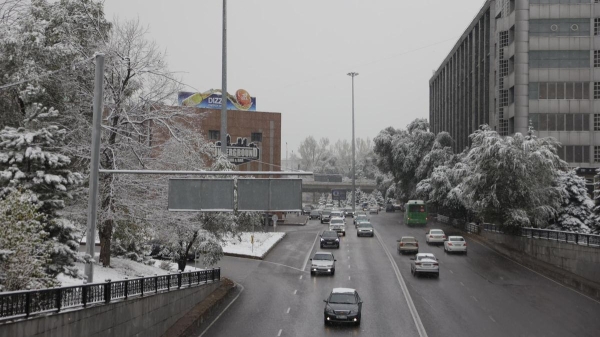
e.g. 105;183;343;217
222;232;286;260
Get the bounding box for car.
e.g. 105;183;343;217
368;207;379;214
321;210;333;224
444;236;467;254
309;209;321;220
353;214;368;225
385;204;395;212
325;203;334;209
343;207;355;217
329;217;346;236
393;204;404;212
425;229;446;245
410;253;439;277
310;252;336;275
320;230;340;249
397;236;419;254
354;219;369;228
302;205;313;215
323;288;363;326
330;210;344;219
356;222;374;237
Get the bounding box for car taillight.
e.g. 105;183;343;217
464;242;467;246
433;263;439;266
429;235;433;238
448;243;453;246
442;235;446;239
415;262;421;266
400;243;404;246
416;242;418;247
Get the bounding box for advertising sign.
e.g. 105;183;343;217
178;89;256;111
210;134;261;165
331;189;347;201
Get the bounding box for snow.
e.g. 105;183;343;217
56;256;202;286
332;287;356;293
221;232;286;258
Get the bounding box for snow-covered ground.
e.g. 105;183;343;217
221;232;286;258
57;257;201;287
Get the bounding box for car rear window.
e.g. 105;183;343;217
322;232;337;238
313;254;333;260
450;237;464;241
431;230;444;234
330;219;344;224
358;223;372;228
329;293;356;304
402;237;416;242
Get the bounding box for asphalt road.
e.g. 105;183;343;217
195;212;600;337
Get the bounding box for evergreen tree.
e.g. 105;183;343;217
552;170;595;233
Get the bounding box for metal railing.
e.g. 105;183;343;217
483;224;600;247
0;268;220;320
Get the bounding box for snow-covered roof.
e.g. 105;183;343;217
332;287;356;294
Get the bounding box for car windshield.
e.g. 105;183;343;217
330;219;344;224
402;237;416;242
358;223;372;228
322;232;337;238
329;293;356;304
313;254;333;261
357;215;367;220
450;237;464;241
418;255;435;261
322;211;331;215
431;230;444;235
310;210;319;214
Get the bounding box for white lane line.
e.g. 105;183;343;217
449;270;454;274
299;275;303;280
348;276;351;280
302;233;320;271
460;282;465;287
294;289;297;295
278;329;282;336
471;296;478;302
489;316;496;323
261;260;308;273
198;282;245;337
375;229;428;337
348;264;351;269
470;235;600;305
286;307;290;314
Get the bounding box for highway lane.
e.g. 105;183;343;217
373;211;600;337
198;218;422;337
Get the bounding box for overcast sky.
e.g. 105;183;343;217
103;0;486;157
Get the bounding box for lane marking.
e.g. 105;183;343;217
278;329;282;336
449;270;454;274
302;233;320;271
375;230;428;337
286;307;290;314
294;289;297;295
299;275;303;280
469;235;600;305
460;282;465;287
489;316;496;323
349;276;351;280
471;296;478;302
348;264;351;269
261;260;307;273
198;282;245;337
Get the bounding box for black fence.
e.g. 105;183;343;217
0;268;220;321
483;223;600;247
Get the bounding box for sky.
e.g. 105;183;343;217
103;0;487;157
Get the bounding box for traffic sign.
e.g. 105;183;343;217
331;189;347;201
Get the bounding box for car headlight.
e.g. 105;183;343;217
320;238;324;242
335;238;340;242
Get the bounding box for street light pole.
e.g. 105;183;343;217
220;0;228;156
347;72;358;213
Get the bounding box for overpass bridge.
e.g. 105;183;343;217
301;180;378;203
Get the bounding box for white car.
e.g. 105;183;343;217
329;217;346;236
310;252;336;275
410;253;439;277
425;229;446;245
444;236;467;254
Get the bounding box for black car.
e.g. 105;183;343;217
323;288;362;326
320;230;340;249
385;204;395;212
309;209;321;220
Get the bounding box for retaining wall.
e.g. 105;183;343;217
0;281;220;337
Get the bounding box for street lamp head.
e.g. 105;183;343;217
347;72;359;77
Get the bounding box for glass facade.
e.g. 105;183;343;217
529;19;590;37
529;51;590;68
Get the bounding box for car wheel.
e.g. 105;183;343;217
324;317;328;325
311;271;315;276
355;319;361;326
411;268;414;276
436;272;440;278
331;268;335;275
464;251;468;255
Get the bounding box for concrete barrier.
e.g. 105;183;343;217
0;281;221;337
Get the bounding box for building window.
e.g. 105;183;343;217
594;114;600;131
251;132;262;142
596;18;600;36
529;50;590;69
595;146;600;163
532;114;590;132
596;51;600;68
595;82;600;99
532;82;589;100
209;130;220;140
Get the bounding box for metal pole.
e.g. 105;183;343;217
347;72;358;213
84;54;105;283
220;0;228;157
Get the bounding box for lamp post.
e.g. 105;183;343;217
347;72;358;213
220;0;228;156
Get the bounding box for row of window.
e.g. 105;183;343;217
558;145;590;163
529;113;591;131
529;51;590;68
529;82;590;100
530;19;590;37
208;130;263;142
530;0;596;4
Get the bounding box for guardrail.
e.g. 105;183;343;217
0;268;220;321
483;223;600;247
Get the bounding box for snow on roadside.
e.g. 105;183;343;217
57;257;202;287
221;232;285;258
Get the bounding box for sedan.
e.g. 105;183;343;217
368;207;379;214
444;236;467;254
425;229;446;245
310;252;336;276
410;253;439;277
353;214;368;225
397;236;419;254
320;231;340;249
323;288;363;326
309;209;321;220
356;222;374;237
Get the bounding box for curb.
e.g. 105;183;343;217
162;278;236;337
223;233;287;260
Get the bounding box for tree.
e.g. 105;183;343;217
551;170;595;233
0;190;57;291
458;125;565;227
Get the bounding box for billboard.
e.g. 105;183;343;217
237;179;302;211
178;89;257;111
331;189;347;201
210;134;261;165
168;179;234;211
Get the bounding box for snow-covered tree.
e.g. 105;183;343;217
458;125;565;227
0;190;57;291
551;170;595;233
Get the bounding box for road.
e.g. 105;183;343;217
195;212;600;337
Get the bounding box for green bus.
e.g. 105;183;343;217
404;200;428;226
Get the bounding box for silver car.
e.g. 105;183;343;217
425;229;446;245
410;253;439;277
329;217;346;236
310;252;336;275
356;222;374;237
444;236;467;254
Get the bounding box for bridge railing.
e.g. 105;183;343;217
0;268;220;321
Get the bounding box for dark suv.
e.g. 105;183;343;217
323;288;363;326
320;230;340;249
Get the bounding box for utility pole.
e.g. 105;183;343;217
220;0;228;157
347;72;358;214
